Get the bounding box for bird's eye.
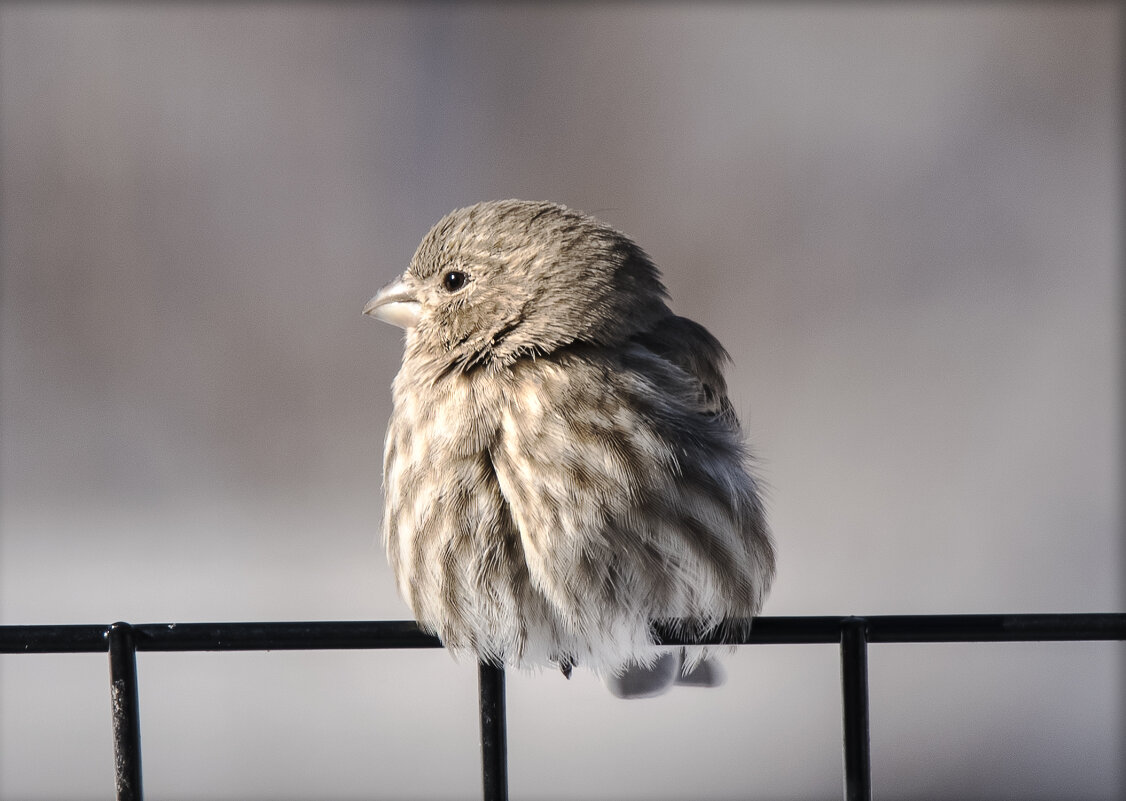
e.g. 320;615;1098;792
442;271;468;292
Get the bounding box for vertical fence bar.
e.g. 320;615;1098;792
107;622;143;801
840;618;871;801
477;661;509;801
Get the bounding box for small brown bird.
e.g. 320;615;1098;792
365;200;775;697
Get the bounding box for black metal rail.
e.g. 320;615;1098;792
2;613;1123;801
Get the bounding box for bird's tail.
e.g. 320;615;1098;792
604;648;726;699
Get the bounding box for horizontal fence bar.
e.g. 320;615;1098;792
861;613;1126;643
0;621;442;654
655;613;1126;645
2;614;1123;655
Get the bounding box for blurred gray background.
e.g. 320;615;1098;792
0;3;1120;800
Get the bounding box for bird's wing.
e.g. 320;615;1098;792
491;346;773;673
630;315;739;426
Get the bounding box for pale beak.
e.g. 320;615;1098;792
363;278;421;329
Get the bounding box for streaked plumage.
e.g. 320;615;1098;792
365;200;774;697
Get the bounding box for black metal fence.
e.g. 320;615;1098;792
2;613;1123;801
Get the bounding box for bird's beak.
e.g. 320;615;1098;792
363;278;420;329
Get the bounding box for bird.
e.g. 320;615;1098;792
364;200;775;698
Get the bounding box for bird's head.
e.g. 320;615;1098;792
364;200;669;370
